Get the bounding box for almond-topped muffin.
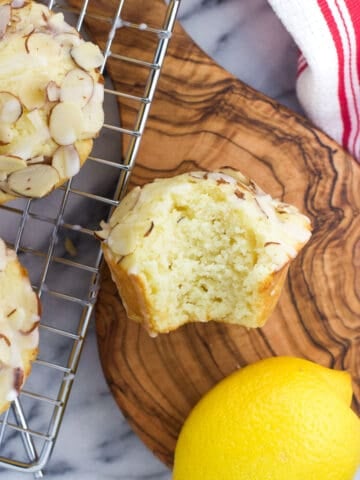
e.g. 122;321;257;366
97;168;312;335
0;237;40;412
0;0;105;203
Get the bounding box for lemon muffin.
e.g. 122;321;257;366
0;0;104;203
0;237;40;412
97;169;312;335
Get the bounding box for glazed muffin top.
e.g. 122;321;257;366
0;0;105;202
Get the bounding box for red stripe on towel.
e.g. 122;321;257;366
317;0;351;149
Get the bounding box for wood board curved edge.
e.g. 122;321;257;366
68;0;360;468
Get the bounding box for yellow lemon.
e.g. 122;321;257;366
173;356;360;480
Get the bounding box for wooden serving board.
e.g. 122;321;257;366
75;0;360;468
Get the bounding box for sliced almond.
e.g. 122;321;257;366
208;172;237;185
60;69;94;108
95;221;111;240
94;226;110;241
0;124;14;144
80;97;104;139
8;164;60;198
47;13;77;35
0;92;22;124
108;223;138;256
11;0;25;8
54;32;81;50
109;187;141;227
20;24;34;37
52;145;80;179
0;155;26;174
28;3;48;27
108;221;153;256
91;82;104;104
0;180;18;196
49;102;83;145
189;172;207;180
0;5;11;40
25;32;61;57
20;320;40;335
70;42;104;71
46;81;61;102
27;155;44;165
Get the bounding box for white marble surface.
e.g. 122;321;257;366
1;0;359;479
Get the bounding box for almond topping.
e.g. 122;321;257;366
95;221;111;240
90;82;104;104
47;12;77;35
54;32;81;50
144;221;154;237
11;0;25;8
0;155;26;174
0;92;22;124
80;95;104;139
108;223;138;256
70;42;104;71
49;102;83;145
108;221;153;256
27;155;45;165
8;164;60;198
0;124;14;144
60;68;94;108
46;81;61;102
52;145;81;179
0;180;19;197
20;320;40;335
94;229;110;241
234;189;245;199
0;334;11;347
25;31;61;57
109;187;141;227
0;5;11;40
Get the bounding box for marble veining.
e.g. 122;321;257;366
177;0;302;113
0;1;359;479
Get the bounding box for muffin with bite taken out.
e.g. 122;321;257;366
97;168;312;335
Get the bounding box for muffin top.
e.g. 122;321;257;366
100;169;312;271
0;0;105;201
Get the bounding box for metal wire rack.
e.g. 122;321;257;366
0;0;180;476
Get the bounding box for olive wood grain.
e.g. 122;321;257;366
72;0;360;468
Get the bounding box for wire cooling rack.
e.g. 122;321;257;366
0;0;180;476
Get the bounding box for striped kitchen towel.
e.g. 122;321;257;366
268;0;360;162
